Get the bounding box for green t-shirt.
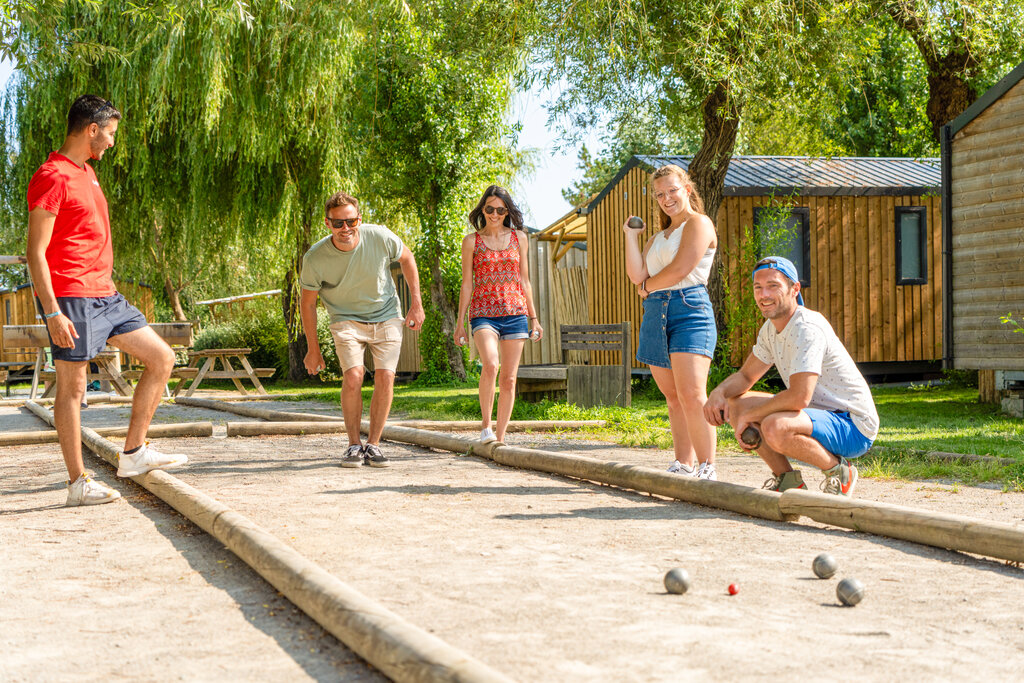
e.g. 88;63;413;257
299;223;404;323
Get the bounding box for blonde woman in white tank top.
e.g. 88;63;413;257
623;165;719;480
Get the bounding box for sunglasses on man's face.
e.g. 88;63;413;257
483;206;508;216
328;217;361;229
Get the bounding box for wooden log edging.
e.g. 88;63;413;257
21;401;513;683
226;419;607;438
175;396;343;422
0;421;214;446
779;489;1024;564
371;422;793;523
867;445;1018;467
170;398;1024;565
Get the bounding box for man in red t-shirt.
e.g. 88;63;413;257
26;95;188;507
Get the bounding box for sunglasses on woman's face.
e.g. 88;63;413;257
328;217;361;229
484;206;508;216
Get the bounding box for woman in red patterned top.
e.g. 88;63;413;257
455;186;543;444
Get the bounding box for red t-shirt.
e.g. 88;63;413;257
26;152;116;297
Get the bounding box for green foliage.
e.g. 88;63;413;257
1001;313;1024;336
193;306;289;378
717;196;799;365
941;368;979;389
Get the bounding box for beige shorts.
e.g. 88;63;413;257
330;318;404;372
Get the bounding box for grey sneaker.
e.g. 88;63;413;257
363;443;390;468
667;460;698;476
821;458;858;497
762;470;807;492
340;444;364;468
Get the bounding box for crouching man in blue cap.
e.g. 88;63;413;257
703;256;878;495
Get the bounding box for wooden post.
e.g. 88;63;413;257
226;419;607;438
22;400;513;683
175;397;343;422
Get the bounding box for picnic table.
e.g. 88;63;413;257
171;348;274;397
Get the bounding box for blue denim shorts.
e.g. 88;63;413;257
42;293;148;362
805;409;874;459
471;314;529;340
636;286;716;368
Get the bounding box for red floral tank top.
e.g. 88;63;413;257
468;230;528;319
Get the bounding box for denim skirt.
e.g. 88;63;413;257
636;285;717;368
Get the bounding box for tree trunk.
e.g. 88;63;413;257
882;1;979;143
688;80;742;332
428;257;467;381
283;220;312;381
163;275;188;322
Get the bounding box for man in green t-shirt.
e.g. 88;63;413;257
299;191;425;468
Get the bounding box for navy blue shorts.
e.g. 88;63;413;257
470;314;529;340
637;286;717;368
41;293;148;363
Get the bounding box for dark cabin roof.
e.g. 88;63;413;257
948;61;1024;137
586;155;941;211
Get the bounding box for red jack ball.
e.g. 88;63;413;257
728;583;739;595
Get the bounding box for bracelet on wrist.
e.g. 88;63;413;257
43;310;60;320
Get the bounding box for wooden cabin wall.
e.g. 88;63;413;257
950;78;1024;371
587;165;943;368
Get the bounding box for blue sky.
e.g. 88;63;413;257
0;60;599;230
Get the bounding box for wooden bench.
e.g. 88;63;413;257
516;322;632;407
1;322;196;398
172;347;274;397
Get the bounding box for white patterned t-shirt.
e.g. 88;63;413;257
752;307;879;440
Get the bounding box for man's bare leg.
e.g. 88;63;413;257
760;410;840;471
108;326;174;451
367;370;395;445
53;360;88;481
341;366;365;447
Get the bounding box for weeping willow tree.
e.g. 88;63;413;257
3;1;356;378
350;0;537;382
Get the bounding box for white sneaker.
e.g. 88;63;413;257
480;427;497;444
117;443;188;477
696;462;718;481
66;473;121;506
666;460;698;476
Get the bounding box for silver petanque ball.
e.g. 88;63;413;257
836;577;865;606
664;568;691;595
627;216;645;230
812;553;839;579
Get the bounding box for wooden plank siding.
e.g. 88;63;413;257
950;77;1024;370
586;174;944;368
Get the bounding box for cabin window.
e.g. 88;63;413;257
753;206;810;287
896;207;927;285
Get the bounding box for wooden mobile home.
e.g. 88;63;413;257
941;61;1024;406
579;154;943;372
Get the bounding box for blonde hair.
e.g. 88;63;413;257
649;165;705;230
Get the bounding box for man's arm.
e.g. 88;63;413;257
731;371;819;444
704;353;771;425
397;245;425;330
26;206;77;348
299;288;324;375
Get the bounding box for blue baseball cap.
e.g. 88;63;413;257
752;256;804;305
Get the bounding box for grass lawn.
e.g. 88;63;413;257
271;379;1024;490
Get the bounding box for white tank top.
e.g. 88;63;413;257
645;220;716;290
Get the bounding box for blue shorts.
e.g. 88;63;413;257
471;314;529;340
636;286;717;368
41;293;148;363
805;409;874;459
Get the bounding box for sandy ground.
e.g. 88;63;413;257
2;395;1023;682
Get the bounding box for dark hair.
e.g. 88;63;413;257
468;185;525;232
649;164;706;230
66;95;121;136
325;191;359;215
